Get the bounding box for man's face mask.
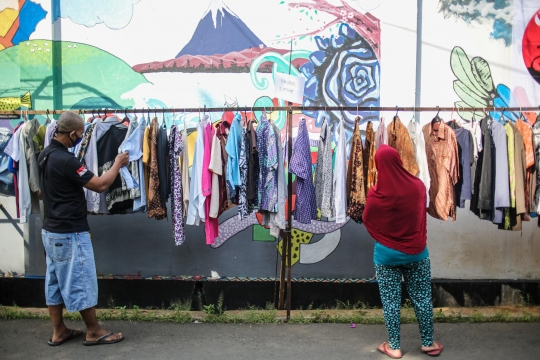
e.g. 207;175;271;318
56;130;83;147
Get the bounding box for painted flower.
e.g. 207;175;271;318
300;23;380;130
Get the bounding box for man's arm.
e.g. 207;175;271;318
84;152;129;193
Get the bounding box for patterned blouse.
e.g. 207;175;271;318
169;125;185;245
364;121;377;193
290;118;317;224
387;116;419;176
346;119;366;222
256;115;278;213
314;118;334;219
422;121;459;221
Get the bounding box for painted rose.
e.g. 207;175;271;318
301;23;380;131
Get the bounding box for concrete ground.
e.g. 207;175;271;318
0;319;539;360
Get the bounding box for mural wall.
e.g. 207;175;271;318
1;0;539;279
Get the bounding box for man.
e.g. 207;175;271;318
38;111;129;346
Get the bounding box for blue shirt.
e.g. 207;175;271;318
374;242;429;266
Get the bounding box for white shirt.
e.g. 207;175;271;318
409;121;430;207
186;120;207;225
333;119;347;224
208;131;222;218
18;123;31;223
44;120;57;148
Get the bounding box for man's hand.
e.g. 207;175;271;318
115;151;129;168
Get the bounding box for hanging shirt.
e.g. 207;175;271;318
133;118;147;212
532;121;540;213
225;113;243;200
422;121;459;221
315;118;334;219
333;118;348;224
142;125;151;200
246;119;259;209
208;131;222;218
375;117;388;149
147;118;167;220
290;118;317;224
387;116;419;176
256;114;279;213
346;119;366;222
203;122;218;244
515;119;535;216
181;124;190;217
453;127;472;208
157;124;169;209
490;120;510;224
32;123;47;152
97;123;132;213
216;121;230;216
186;119;207;225
473;118;494;219
269;122;287;237
503;122;527;231
409;121;430;206
169;125;185;245
119;119;144;190
44;119;57;148
18;123;31;223
237;128;249;220
364;121;378;193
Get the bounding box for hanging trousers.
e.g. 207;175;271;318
374;258;434;350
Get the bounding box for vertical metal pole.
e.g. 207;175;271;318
285;103;293;321
415;0;423;123
52;3;63;112
278;39;295;313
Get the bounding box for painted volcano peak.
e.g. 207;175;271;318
175;0;265;57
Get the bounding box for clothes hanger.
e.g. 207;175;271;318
431;106;442;125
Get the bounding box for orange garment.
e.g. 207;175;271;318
387;117;419;176
346;120;366;222
364;121;377;192
147;118;167;220
422;121;459;221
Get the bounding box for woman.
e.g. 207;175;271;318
363;145;443;358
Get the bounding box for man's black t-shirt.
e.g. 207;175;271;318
38;139;94;233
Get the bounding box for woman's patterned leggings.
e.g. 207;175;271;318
374;258;434;350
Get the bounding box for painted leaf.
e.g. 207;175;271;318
453;81;490;108
450;47;489;99
471;57;495;94
454;101;485;121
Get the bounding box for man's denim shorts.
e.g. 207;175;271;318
42;230;98;313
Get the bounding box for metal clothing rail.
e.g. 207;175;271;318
1;105;540;116
3;104;539;321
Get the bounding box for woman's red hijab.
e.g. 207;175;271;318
363;144;427;254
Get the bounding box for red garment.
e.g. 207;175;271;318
363;145;427;254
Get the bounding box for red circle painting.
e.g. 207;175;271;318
522;10;540;85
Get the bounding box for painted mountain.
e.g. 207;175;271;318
133;0;306;74
177;0;264;57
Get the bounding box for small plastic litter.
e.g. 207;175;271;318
350;323;356;328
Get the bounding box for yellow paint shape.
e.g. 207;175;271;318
0;8;18;37
0;44;5;51
276;229;313;266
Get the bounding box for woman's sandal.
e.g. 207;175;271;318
422;341;444;357
377;342;403;359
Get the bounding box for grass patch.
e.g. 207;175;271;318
1;305;539;324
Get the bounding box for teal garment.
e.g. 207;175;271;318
374;242;429;266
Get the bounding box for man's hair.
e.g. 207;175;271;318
56;111;84;133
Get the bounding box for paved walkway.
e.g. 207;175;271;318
1;319;539;359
